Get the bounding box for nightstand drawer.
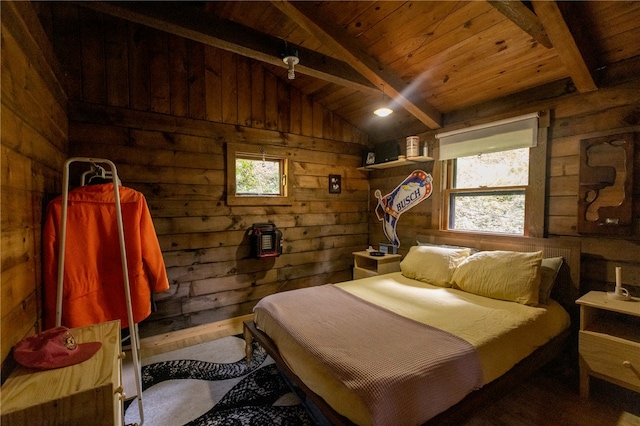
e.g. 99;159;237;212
579;331;640;389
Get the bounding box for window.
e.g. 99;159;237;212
446;149;529;234
226;143;293;206
437;113;545;236
236;156;283;196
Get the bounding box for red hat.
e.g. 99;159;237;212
14;327;102;370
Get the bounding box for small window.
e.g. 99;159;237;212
226;143;292;206
235;156;283;196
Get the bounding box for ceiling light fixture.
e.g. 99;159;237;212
373;84;393;117
282;44;299;80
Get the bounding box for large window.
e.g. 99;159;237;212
226;143;293;206
446;149;529;234
437;113;544;236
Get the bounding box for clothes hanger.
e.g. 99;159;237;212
81;163;122;186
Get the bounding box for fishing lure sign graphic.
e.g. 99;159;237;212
374;170;433;247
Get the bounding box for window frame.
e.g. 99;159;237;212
226;142;293;206
434;111;548;238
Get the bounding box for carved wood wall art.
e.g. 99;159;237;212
578;133;635;235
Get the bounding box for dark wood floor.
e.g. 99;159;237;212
460;362;639;426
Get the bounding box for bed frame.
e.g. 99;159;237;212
244;232;581;425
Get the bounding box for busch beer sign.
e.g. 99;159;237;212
374;170;433;247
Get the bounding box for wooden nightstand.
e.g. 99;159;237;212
353;251;402;280
576;291;640;398
1;320;125;425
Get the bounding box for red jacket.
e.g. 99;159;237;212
43;183;169;329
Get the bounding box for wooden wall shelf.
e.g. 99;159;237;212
358;156;433;171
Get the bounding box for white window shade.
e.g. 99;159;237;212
437;113;539;160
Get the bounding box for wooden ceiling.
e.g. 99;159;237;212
81;1;640;142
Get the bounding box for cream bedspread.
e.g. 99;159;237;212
255;284;483;426
337;272;570;384
254;272;570;425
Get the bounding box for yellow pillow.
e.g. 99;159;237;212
451;250;543;305
400;245;472;287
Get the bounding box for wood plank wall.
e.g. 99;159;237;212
37;3;370;336
375;77;640;296
545;81;639;294
1;2;68;362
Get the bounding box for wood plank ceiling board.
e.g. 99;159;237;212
386;5;509;111
582;1;640;65
365;1;471;65
410;15;558;110
438;55;566;113
314;85;360;108
318;0;382;28
305;82;347;104
394;4;504;82
426;30;566;110
335;92;381;117
325;89;369;112
342;1;409;49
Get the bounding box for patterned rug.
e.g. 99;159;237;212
124;335;313;426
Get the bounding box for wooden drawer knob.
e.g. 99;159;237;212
118;352;126;359
623;360;632;368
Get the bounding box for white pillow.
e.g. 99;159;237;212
400;245;472;287
451;250;543;305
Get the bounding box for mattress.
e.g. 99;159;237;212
254;272;570;425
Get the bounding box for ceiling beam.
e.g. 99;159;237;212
487;1;552;48
76;1;377;94
270;0;442;129
531;1;598;92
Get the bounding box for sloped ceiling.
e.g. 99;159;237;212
80;1;640;142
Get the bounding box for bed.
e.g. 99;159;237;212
244;232;581;425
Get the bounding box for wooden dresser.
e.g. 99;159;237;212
1;320;124;425
576;291;640;398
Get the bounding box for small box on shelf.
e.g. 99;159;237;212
379;243;398;254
